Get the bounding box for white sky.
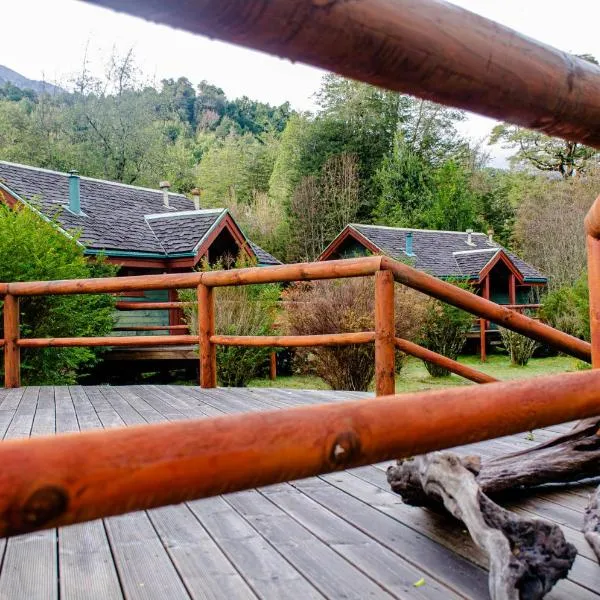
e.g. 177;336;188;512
1;0;600;166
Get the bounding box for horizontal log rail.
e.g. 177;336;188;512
211;332;376;348
382;258;591;362
2;368;600;537
86;0;600;149
17;335;198;348
394;338;497;385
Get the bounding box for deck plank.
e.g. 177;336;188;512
0;385;599;599
0;387;58;600
57;386;123;600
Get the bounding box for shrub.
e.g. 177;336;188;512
540;272;589;341
499;328;539;366
418;284;474;377
180;258;280;387
0;206;117;384
283;278;426;391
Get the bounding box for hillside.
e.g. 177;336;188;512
0;64;65;95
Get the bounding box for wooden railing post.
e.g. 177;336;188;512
197;284;216;388
587;234;600;368
3;294;20;388
269;351;277;381
375;270;395;396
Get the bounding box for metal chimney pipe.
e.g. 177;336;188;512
159;181;171;208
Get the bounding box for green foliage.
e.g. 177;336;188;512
197;133;278;206
180;257;280;387
540;273;590;341
498;328;538;366
418;282;474;377
0;206;116;384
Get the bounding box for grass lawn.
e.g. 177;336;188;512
249;353;584;393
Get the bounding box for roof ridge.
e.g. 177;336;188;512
145;208;224;220
0;160;188;198
351;223;489;236
453;247;500;255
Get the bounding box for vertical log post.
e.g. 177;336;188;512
480;276;490;362
587;235;600;368
509;274;517;306
3;294;20;388
375;270;395;396
269;351;277;381
197;283;216;388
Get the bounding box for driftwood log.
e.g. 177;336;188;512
387;417;600;599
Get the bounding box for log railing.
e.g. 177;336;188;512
0;256;590;393
0;0;596;538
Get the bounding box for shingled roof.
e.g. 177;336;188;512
0;161;280;265
322;224;546;282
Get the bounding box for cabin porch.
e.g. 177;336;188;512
0;385;596;600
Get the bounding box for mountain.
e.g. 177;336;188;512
0;65;66;95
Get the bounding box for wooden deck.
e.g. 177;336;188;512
0;386;597;599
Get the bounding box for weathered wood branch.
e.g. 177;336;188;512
388;453;577;599
387;420;600;598
584;485;600;562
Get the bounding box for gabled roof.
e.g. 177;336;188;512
0;161;281;265
320;224;546;282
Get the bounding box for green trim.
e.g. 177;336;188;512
84;248;195;259
523;277;547;283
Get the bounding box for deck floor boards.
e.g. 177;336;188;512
0;385;598;600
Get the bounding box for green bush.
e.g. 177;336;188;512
418;283;474;377
540;273;589;341
499;328;539;366
0;206;117;384
180;258;280;387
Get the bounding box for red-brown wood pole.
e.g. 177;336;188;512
17;335;197;348
85;0;600;148
198;284;216;388
382;257;591;362
211;332;376;347
3;368;600;537
375;271;395;396
509;275;517;306
269;352;277;381
3;294;20;388
7;272;203;296
587;235;600;368
202;257;382;287
394;337;497;385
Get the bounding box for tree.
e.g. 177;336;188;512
0;205;116;384
489;53;599;178
513;168;599;289
287;153;361;262
489;123;598;178
197;133;278;206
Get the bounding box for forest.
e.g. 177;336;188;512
0;51;599;302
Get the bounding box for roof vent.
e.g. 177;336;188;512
159;181;170;208
405;231;415;256
487;229;494;244
466;229;475;246
191;188;201;210
68;170;82;215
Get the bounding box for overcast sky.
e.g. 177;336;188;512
1;0;599;166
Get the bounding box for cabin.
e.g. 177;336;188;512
319;224;547;359
0;160;280;365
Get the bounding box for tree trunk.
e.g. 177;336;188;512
387;418;600;599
